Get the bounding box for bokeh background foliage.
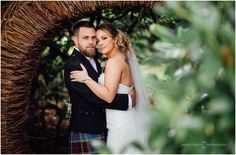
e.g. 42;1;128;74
31;1;234;153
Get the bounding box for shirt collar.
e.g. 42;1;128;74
75;47;90;60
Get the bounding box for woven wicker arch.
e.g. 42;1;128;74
1;1;162;153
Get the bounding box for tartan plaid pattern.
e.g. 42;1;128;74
69;132;105;154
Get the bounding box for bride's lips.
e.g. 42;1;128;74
99;47;105;51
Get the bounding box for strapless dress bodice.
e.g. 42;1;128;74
98;73;133;94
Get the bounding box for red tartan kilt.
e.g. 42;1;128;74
69;132;105;154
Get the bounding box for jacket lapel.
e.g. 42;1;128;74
95;58;102;75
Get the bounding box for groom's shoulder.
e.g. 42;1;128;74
68;51;83;63
65;54;82;71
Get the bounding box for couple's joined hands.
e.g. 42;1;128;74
70;64;137;107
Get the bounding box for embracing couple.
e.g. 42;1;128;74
64;21;149;154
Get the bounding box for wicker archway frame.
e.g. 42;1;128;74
1;1;161;153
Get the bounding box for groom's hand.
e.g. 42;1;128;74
130;88;136;108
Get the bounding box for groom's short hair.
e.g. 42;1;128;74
72;21;95;35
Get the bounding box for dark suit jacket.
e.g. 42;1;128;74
64;49;129;134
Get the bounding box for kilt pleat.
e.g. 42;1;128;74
69;132;105;154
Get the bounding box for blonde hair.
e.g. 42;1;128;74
116;29;132;55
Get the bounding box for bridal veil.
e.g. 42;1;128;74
127;49;151;152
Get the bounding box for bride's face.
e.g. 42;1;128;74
96;29;116;55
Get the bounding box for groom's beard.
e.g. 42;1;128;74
78;44;96;58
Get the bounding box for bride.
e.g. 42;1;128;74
70;22;150;153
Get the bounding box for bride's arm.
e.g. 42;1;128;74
71;58;122;103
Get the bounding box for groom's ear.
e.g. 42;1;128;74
73;36;78;46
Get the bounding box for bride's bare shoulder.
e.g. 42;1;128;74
105;56;124;70
104;57;123;74
107;56;124;64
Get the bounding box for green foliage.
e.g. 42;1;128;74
143;1;234;153
32;30;73;109
32;1;234;154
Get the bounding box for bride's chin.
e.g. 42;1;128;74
101;51;106;54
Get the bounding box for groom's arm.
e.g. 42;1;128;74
65;67;130;110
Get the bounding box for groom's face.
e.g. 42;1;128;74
74;27;96;57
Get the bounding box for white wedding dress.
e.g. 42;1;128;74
98;73;138;153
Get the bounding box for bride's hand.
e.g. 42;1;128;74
129;87;137;108
70;64;90;83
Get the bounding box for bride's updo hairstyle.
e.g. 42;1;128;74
96;22;132;56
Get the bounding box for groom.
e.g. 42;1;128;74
64;21;135;154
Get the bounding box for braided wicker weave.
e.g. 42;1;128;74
1;1;162;153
